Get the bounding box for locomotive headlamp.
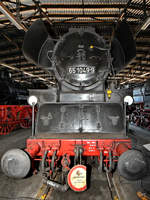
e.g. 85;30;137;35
28;95;38;106
90;45;94;49
107;89;112;99
124;95;133;105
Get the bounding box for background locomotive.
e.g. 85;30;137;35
129;80;150;129
0;70;33;135
0;69;28;105
1;20;150;192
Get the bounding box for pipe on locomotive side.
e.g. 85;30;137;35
44;179;69;192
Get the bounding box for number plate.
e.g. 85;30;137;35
68;66;95;74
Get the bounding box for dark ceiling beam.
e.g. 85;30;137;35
136;50;150;54
0;18;139;26
0;50;22;58
0;13;142;24
134;31;150;38
12;73;52;78
126;11;145;20
32;0;53;25
19;67;44;72
1;32;20;50
136;41;150;47
136;57;150;62
1;55;24;62
24;13;139;19
126;64;150;69
12;71;48;76
112;75;146;81
53;21;139;26
5;2;150;11
122;68;150;72
0;43;21;50
118;0;133;21
5;58;32;64
0;62;53;83
2;0;32;8
118;70;149;74
0;1;27;31
116;75;147;80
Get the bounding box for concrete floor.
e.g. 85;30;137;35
0;126;149;200
49;169;140;200
49;168;112;200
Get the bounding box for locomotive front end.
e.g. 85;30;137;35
2;20;147;193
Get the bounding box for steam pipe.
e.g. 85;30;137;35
42;150;48;175
44;179;69;192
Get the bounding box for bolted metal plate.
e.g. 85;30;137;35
36;103;125;135
1;149;31;179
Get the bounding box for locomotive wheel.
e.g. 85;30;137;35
0;123;15;135
19;108;32;129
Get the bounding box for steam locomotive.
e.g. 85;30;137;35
1;20;150;193
0;70;28;105
129;80;150;129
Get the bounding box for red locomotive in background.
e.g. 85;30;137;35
0;70;32;135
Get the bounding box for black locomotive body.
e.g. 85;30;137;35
26;23;128;136
0;70;28;105
1;20;150;193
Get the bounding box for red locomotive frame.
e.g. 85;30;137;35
26;138;131;173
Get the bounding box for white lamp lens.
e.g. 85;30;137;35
28;95;38;106
124;95;133;105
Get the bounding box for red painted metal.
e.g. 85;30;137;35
26;143;41;157
116;143;129;156
19;107;32;128
25;138;131;164
0;105;34;135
